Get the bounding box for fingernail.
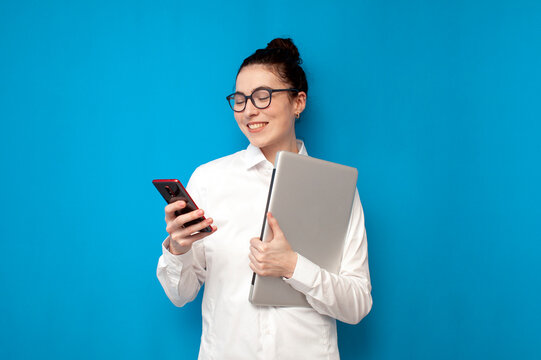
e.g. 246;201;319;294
197;209;204;215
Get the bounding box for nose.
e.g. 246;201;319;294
244;98;259;118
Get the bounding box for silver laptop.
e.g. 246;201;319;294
249;151;358;307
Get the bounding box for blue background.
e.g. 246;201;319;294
1;1;540;359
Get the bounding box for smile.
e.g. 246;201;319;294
247;122;268;131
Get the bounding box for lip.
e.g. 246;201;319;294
246;122;269;133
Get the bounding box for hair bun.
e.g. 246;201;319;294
239;37;308;94
266;38;301;63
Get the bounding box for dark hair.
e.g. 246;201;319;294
237;38;308;95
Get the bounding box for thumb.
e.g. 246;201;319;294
267;212;284;240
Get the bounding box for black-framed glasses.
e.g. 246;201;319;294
226;87;299;112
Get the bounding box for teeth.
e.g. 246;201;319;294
248;123;267;129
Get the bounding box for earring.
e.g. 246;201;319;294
295;113;300;119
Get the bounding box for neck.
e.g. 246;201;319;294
261;137;299;165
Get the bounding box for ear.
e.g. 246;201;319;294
294;91;307;116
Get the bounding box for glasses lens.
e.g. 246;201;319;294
229;93;246;111
252;89;271;109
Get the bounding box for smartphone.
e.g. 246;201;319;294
152;179;212;233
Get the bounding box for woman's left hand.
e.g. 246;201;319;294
249;212;298;279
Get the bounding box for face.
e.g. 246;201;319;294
233;64;306;154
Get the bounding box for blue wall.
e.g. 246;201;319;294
1;1;540;359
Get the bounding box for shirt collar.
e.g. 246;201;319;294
244;139;308;170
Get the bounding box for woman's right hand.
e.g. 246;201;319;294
165;200;216;255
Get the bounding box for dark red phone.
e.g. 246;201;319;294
152;179;212;233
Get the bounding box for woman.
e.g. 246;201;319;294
157;38;372;359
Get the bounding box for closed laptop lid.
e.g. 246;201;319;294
249;151;358;307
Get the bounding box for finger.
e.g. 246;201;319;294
186;225;217;242
167;208;204;234
166;221;184;235
171;197;198;212
250;237;265;252
165;200;187;221
267;212;284;238
166;212;190;234
249;255;268;276
174;208;205;228
183;217;214;236
170;224;217;248
249;245;263;260
248;253;261;269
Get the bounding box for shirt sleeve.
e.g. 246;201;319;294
283;189;373;324
156;167;208;307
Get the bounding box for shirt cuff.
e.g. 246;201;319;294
283;253;321;294
161;236;194;268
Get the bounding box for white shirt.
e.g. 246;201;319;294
157;140;372;360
